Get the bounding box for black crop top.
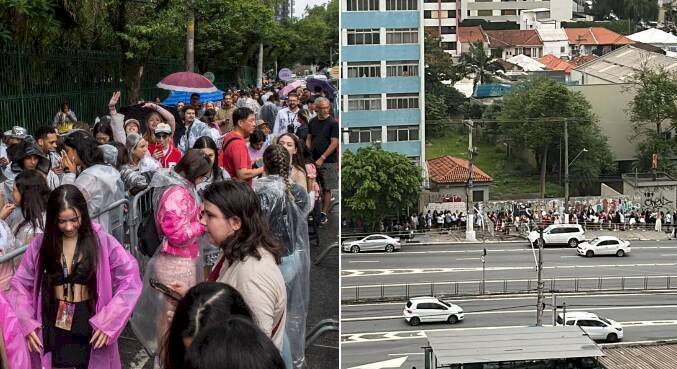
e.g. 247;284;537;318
54;259;91;285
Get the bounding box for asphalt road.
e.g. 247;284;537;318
341;240;677;369
340;291;677;369
342;240;677;299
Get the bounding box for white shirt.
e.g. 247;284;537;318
272;107;302;136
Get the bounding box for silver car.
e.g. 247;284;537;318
342;234;401;253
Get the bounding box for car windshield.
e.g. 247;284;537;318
590;237;600;245
599;317;611;325
438;300;451;308
556;316;563;325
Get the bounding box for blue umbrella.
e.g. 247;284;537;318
162;89;225;106
306;78;336;99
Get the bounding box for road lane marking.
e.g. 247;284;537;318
456;257;481;261
350;261;380;263
560;256;579;258
341;304;677;322
341;320;677;344
341;263;677;278
660;254;677;257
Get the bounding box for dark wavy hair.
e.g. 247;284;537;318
182;317;285;369
202;181;282;264
276;133;307;175
173;149;211;184
14;170;50;237
161;282;253;369
63;130;104;169
37;185;99;318
263;144;294;200
92;120;114;144
192;136;224;181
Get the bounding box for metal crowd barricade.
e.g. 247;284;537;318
91;198;129;245
126;188;154;271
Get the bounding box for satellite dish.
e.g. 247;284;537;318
204;72;215;83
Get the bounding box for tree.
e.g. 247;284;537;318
459;42;503;86
622;0;658;22
342;147;423;230
499;77;614;198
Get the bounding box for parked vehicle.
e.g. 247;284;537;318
403;296;464;326
556;312;623;342
341;234;401;253
527;224;585;248
577;236;631;257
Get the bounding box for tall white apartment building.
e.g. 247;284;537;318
461;0;572;23
423;0;460;54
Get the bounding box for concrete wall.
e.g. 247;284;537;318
568;83;637;162
542;40;570;58
622;179;677;212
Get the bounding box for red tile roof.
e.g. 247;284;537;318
565;27;634;46
538;54;573;74
484;29;543;48
427;156;493;184
458;26;487;43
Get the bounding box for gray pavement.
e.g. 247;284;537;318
119;207;339;369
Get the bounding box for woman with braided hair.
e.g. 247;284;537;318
253;144;311;369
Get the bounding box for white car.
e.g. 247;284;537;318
527;224;585;248
577;236;631;257
403;296;464;326
341;234;401;253
556;312;623;342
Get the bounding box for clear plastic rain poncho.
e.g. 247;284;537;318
130;168;204;356
0;219;16;290
253;175;312;369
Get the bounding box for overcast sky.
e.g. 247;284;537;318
294;0;330;18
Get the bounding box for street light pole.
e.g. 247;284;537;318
536;227;545;326
466;119;476;241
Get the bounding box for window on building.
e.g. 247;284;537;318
424;27;440;36
348;127;382;143
386;28;418;44
501;9;517;15
560;46;566;53
347;29;380;45
346;95;382;111
441;26;457;34
387;126;419;142
424;0;455;2
441;42;457;50
424;10;450;19
473;190;484;202
346;0;379;11
386;93;419;109
386;61;419;77
477;9;493;16
386;0;418;10
347;62;381;78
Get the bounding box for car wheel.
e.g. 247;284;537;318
409;317;420;326
447;315;458;324
385;244;395;253
616;249;625;257
586;250;594;257
350;245;360;253
606;333;618;343
568;239;579;248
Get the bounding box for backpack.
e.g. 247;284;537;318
138;189;161;257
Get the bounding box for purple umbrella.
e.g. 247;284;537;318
279;80;306;98
306;78;336;98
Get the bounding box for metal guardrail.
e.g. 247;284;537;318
341;275;677;301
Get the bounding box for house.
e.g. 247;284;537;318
565;27;634;56
506;54;545;71
484;29;543;59
628;28;677;57
537;28;571;58
520;8;561;30
425;155;493;203
457;26;490;57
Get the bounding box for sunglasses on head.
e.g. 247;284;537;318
155;133;169;139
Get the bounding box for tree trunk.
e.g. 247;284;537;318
122;63;143;105
540;145;549;199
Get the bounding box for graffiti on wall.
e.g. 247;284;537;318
642;186;675;211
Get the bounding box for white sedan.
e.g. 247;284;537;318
577;236;631;257
342;234;401;253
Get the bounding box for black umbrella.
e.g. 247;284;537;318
118;104;181;134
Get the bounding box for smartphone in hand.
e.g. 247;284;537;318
149;278;182;301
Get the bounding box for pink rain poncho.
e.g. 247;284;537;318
9;222;142;369
0;291;30;368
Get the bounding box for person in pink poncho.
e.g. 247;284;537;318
0;291;30;368
9;184;142;369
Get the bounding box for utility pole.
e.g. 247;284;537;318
562;302;567;325
481;248;487;294
536;227;545;326
466;119;476;241
186;0;195;72
563;120;569;223
552;292;557;326
257;42;264;89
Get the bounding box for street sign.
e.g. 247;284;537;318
203;71;215;82
278;68;293;81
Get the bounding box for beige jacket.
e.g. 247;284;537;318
216;247;287;350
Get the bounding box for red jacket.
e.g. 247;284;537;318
148;143;182;168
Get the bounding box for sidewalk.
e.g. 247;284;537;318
407;228;673;245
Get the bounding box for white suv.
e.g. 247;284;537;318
556;312;623;342
528;224;585;248
403;297;464;326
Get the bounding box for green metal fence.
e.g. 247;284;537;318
0;45;182;134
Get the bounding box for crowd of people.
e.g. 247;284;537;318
0;82;339;369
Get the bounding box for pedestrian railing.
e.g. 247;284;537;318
341;275;677;301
